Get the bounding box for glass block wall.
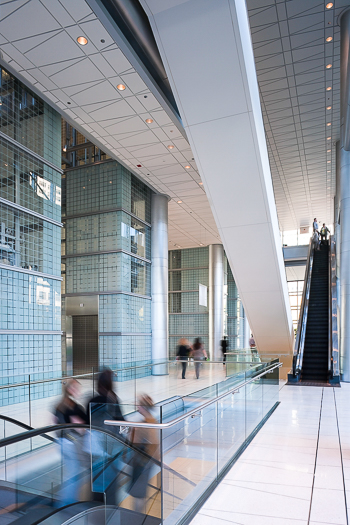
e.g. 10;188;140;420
62;158;152;377
169;247;210;359
168;246;247;358
0;66;62;396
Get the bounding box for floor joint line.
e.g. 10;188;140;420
307;387;324;525
333;387;349;525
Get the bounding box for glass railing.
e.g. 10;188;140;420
0;359;280;524
0;357;272;430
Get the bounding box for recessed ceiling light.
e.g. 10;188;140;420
117;84;126;91
109;180;112;183
177;200;182;203
327;106;332;110
185;165;191;169
327;149;331;152
326;64;332;69
63;146;67;152
199;243;204;246
327;137;331;140
77;36;88;46
199;182;203;185
145;118;153;124
327;122;331;126
326;2;333;8
326;86;332;91
168;145;174;149
327;160;331;163
83;186;86;189
327;170;331;173
326;36;333;42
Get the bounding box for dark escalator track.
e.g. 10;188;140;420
301;243;329;382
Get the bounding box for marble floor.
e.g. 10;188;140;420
190;383;350;525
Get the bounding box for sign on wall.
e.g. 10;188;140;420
199;283;207;307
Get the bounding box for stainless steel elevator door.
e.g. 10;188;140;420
72;315;98;374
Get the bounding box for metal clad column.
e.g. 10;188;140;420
151;194;169;374
339;10;350;381
209;244;224;361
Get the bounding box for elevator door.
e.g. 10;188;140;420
72;315;98;374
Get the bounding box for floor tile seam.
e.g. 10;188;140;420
197;512;244;525
333;387;349;525
220;481;311;501
202;507;309;522
307;388;324;525
239;458;316;470
222;478;313;488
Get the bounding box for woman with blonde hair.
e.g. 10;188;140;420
129;394;160;512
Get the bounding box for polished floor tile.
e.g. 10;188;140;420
191;383;350;525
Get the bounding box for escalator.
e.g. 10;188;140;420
301;244;329;381
289;236;340;385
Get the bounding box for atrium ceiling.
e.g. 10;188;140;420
0;0;345;243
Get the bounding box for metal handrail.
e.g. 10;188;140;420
0;358;258;391
105;362;282;430
293;237;314;375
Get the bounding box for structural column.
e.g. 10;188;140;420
243;311;250;349
339;9;350;381
151;194;169;374
209;244;224;361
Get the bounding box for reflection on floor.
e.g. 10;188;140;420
190;382;350;525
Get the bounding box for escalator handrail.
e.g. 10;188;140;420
0;414;54;442
0;422;196;487
293;236;314;375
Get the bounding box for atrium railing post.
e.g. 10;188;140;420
160;405;164;525
28;374;32;428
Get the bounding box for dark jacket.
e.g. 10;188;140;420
177;345;190;359
86;393;125;428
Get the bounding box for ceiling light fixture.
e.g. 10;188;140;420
326;86;332;91
327;137;331;140
177;200;182;203
145;118;153;124
327;122;331;126
199;182;203;185
117;84;126;91
327;149;331;152
327;106;332;110
326;63;332;69
326;36;333;42
199;243;204;246
63;145;67;152
185;165;191;169
77;36;88;45
327;170;331;172
168;145;174;149
326;2;333;8
327;160;331;163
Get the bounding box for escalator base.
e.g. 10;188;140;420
287;380;340;387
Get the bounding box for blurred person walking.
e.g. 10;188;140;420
54;379;88;505
176;338;191;379
129;394;160;513
220;336;229;365
190;338;207;379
